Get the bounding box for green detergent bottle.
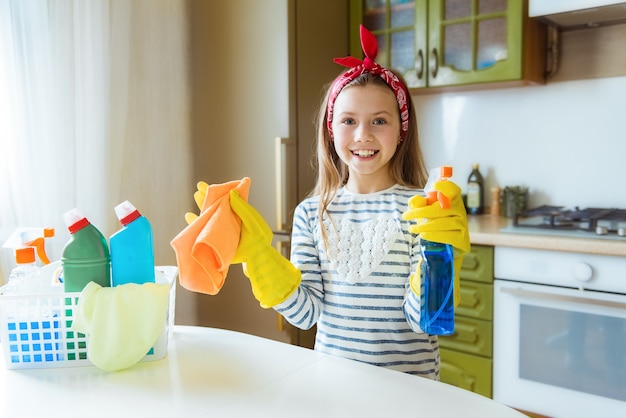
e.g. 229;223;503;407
61;208;111;292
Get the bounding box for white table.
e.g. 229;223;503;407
0;325;525;417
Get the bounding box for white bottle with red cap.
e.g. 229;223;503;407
110;200;155;286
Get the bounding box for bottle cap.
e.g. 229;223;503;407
43;227;55;238
15;246;36;264
440;166;453;179
114;200;141;226
63;208;91;234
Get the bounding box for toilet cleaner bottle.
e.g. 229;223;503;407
419;166;455;335
61;209;111;292
110;200;155;286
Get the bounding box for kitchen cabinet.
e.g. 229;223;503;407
439;244;494;398
350;0;547;92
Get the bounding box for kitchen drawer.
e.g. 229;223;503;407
457;281;493;321
439;316;492;358
440;348;492;399
461;245;494;283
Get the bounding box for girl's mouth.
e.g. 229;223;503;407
351;149;378;157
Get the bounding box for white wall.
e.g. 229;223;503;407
413;75;626;210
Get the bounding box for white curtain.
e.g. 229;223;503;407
0;0;192;286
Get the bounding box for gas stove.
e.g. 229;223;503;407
502;205;626;241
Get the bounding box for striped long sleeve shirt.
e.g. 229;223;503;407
274;184;440;379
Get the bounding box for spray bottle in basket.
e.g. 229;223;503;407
110;200;155;286
2;247;39;295
61;209;111;292
419;166;455;336
3;227;55;266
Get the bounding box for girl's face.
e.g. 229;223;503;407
331;83;401;194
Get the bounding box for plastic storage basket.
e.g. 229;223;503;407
0;265;177;370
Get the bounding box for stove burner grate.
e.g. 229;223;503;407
514;206;626;235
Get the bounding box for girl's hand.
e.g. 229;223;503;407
402;180;470;307
402;180;470;255
229;190;301;308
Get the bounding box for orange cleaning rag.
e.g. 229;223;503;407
170;177;251;294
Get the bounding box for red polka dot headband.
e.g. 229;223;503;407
327;25;410;141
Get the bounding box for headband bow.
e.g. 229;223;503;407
327;25;410;140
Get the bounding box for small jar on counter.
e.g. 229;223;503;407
490;187;501;216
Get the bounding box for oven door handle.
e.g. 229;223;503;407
500;286;626;310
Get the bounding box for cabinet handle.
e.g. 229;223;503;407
274;136;295;231
416;49;424;80
429;48;438;79
500;286;626;310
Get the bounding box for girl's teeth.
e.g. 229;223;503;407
354;150;375;157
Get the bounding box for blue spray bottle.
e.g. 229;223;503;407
110;200;155;286
419;166;455;335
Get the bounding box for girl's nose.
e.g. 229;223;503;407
355;124;373;142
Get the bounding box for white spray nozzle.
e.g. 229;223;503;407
425;166;453;209
3;227;56;265
425;166;453;192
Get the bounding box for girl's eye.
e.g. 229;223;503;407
373;118;387;125
341;118;355;125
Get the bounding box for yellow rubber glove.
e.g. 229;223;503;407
229;190;302;308
184;181;209;225
401;180;470;307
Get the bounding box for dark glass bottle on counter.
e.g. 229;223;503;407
466;164;484;215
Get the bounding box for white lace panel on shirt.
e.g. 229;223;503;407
323;217;401;284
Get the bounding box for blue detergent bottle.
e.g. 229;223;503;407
110;200;155;286
419;166;455;336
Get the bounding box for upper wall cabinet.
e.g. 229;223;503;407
350;0;547;93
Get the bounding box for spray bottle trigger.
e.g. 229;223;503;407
425;166;453;209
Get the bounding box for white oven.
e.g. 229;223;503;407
493;246;626;418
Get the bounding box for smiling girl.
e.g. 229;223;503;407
267;26;469;379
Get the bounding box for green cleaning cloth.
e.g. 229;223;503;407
71;281;170;372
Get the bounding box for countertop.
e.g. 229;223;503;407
468;215;626;257
0;325;527;418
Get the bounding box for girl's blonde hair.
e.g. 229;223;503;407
310;70;428;245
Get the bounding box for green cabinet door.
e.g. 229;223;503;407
440;244;494;397
456;280;493;320
440;348;492;398
351;0;424;87
428;0;523;87
461;244;494;283
439;316;493;357
350;0;545;91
